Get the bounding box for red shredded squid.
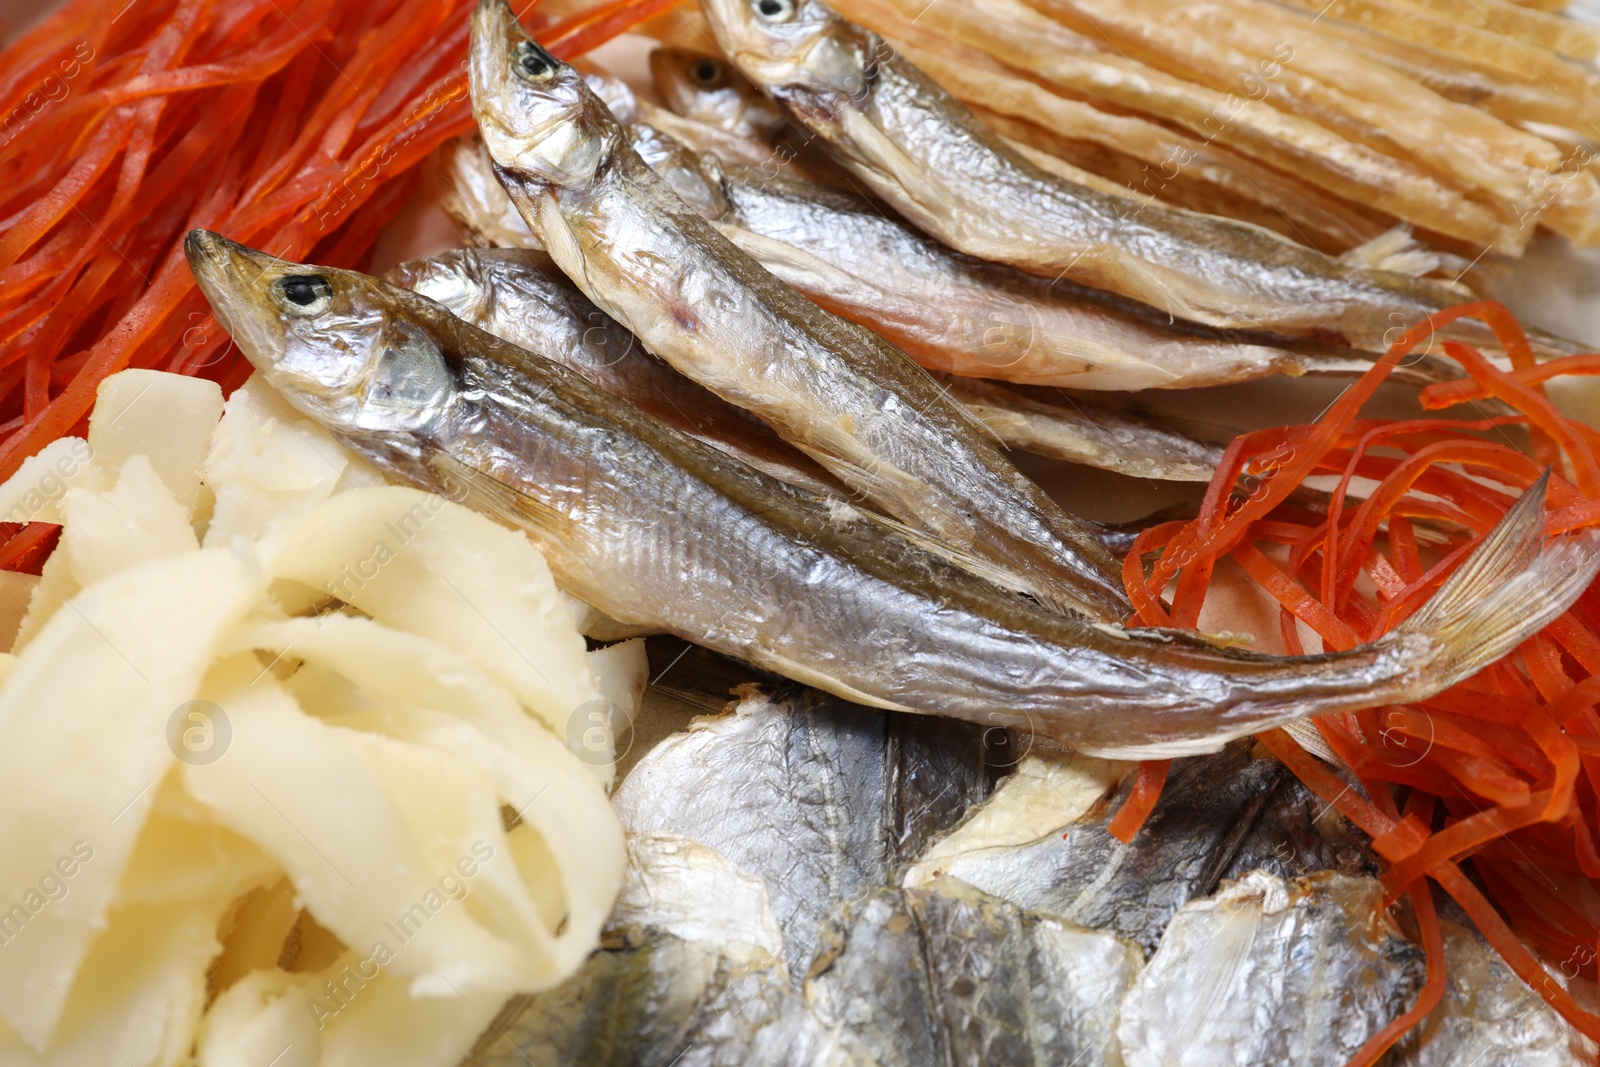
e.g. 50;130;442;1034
1118;301;1600;1059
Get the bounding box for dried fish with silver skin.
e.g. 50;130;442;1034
648;44;1400;258
629;126;1467;392
808;879;1140;1067
698;0;1546;351
903;742;1343;952
183;229;1600;759
467;0;1132;623
391;243;1227;483
651;46;790;142
445;118;1462;396
460;930;831;1067
386;247;846;498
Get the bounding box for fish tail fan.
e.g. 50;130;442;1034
1390;471;1600;697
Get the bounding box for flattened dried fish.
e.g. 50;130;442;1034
905;742;1323;951
459;930;830;1067
613;687;894;978
185;229;1600;759
809;879;1140;1067
1117;872;1424;1066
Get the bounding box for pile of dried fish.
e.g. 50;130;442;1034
174;0;1600;1060
463;683;1591;1066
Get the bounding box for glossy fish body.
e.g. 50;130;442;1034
184;229;1600;759
468;0;1131;622
394;243;1226;485
630;123;1459;392
696;0;1504;350
387;247;845;497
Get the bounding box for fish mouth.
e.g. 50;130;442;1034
184;228;294;375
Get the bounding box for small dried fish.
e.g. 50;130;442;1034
468;0;1132;621
387;247;846;497
393;244;1226;485
834;0;1534;255
648;45;1398;256
184;228;1600;759
628;126;1460;391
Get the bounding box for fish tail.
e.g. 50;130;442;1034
1389;471;1600;698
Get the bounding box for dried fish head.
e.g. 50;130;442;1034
469;0;614;189
184;229;452;435
650;48;788;140
701;0;873;114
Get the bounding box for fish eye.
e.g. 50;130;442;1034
515;40;557;81
276;274;332;316
689;59;725;88
754;0;795;22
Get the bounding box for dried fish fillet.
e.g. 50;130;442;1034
809;880;1140;1067
1116;872;1425;1066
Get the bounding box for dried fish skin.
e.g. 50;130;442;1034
907;743;1301;952
1117;871;1425;1067
469;0;1135;622
1389;919;1592;1066
1027;0;1600;249
459;931;836;1067
609;832;790;962
1266;1;1598;134
388;247;846;497
807;879;1140;1067
612;687;893;980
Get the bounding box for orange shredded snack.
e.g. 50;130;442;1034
1122;301;1600;1052
0;0;658;484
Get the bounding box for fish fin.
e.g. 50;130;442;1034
1281;719;1346;768
426;451;581;551
825;497;1053;605
1393;470;1600;693
1337;225;1442;278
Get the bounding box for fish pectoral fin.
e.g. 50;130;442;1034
825;498;1041;603
426;451;582;551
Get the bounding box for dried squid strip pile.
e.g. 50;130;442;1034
0;370;631;1066
0;0;666;485
1118;302;1600;1063
824;0;1600;257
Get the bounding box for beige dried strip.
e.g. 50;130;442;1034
1030;0;1560;215
839;0;1521;250
1270;0;1600;108
1388;0;1599;61
900;37;1395;253
1279;2;1592;131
